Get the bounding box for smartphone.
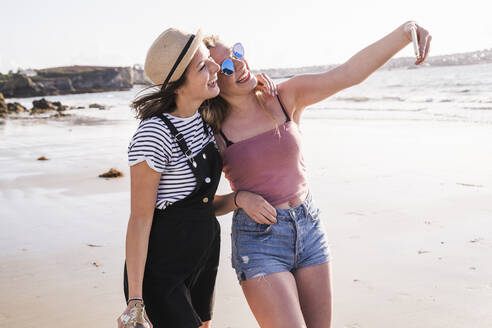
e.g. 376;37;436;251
410;26;420;60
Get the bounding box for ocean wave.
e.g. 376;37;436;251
458;99;492;104
436;82;491;87
335;96;371;102
313;107;427;112
382;96;405;102
335;96;406;102
464;106;492;111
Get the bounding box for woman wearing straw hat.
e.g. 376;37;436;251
117;28;277;328
202;21;431;327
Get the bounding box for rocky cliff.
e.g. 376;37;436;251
0;66;140;98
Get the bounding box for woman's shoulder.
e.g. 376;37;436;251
276;83;296;109
133;116;172;140
128;116;174;162
260;89;295;121
128;116;173;171
129;116;175;155
138;116;168;130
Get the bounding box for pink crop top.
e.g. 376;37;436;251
219;95;308;206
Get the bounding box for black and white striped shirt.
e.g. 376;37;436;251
128;111;216;209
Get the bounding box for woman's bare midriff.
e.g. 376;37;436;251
275;190;309;209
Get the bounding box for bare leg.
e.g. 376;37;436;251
240;271;307;328
293;262;333;328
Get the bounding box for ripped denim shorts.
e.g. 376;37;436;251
230;192;331;282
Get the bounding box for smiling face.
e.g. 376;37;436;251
177;43;220;101
209;41;257;98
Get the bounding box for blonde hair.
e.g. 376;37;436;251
201;35;278;135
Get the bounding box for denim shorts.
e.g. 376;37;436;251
231;192;331;282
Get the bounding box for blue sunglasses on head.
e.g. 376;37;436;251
220;43;244;75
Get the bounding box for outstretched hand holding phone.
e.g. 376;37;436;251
404;21;432;65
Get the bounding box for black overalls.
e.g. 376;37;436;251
124;113;223;328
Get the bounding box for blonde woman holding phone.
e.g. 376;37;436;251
203;21;431;327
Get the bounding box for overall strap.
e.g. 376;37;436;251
276;94;291;122
158;113;198;169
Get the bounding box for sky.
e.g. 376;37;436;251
1;0;491;74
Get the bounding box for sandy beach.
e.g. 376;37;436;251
1;106;491;327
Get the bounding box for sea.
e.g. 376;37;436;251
1;63;491;181
5;63;492;124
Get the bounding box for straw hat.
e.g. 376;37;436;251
144;28;204;88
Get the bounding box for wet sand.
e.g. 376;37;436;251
1;114;491;327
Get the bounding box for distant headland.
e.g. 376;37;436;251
0;65;150;99
253;48;492;78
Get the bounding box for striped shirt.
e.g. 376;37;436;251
127;111;216;209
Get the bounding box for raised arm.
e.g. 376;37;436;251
280;21;432;120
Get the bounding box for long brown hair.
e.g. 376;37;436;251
201;35;278;134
